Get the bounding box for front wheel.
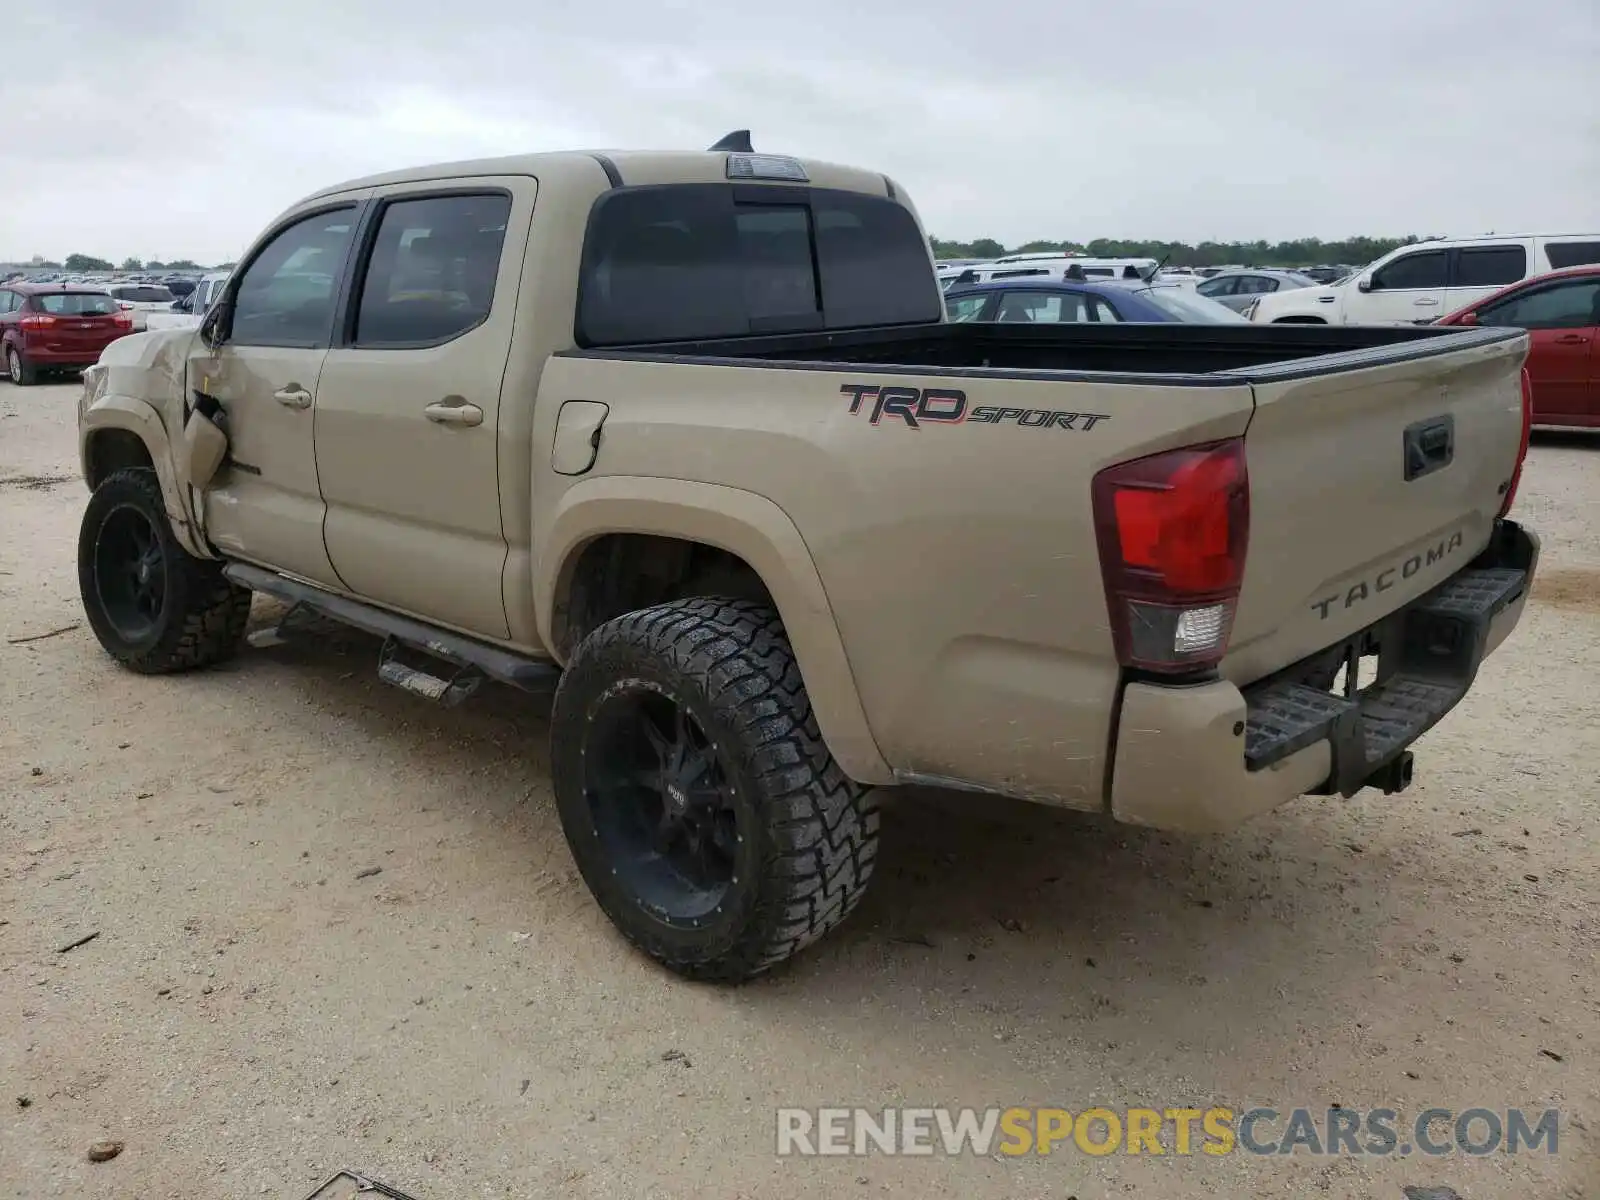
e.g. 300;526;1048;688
77;468;253;673
550;597;880;982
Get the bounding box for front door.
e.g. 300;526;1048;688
314;181;532;640
1358;248;1449;324
1477;275;1600;421
189;201;367;587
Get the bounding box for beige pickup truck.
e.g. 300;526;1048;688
75;134;1539;980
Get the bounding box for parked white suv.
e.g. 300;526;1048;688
99;283;177;331
144;272;231;333
1248;233;1600;325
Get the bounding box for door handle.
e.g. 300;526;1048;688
424;399;484;427
1553;333;1590;344
1412;298;1439;307
273;386;313;409
1403;415;1455;481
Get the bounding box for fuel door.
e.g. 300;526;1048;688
551;400;609;476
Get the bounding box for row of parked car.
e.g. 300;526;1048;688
3;232;1594;427
939;231;1600;428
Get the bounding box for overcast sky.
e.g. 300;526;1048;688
3;0;1595;264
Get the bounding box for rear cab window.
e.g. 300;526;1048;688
576;183;942;346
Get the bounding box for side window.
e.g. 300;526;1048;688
1480;280;1600;330
944;293;990;322
0;291;15;314
1198;277;1235;297
230;208;358;347
1370;250;1448;291
995;291;1076;323
1087;296;1123;322
1233;276;1271;295
1454;245;1526;288
353;194;511;347
1545;242;1600;270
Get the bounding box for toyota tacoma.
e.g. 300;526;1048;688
74;133;1538;980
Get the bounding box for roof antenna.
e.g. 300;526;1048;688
707;130;753;153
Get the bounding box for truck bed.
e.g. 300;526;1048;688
564;320;1523;380
541;317;1529;812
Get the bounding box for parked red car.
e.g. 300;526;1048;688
0;283;135;386
1437;265;1600;429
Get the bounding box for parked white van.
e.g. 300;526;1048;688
1248;233;1600;324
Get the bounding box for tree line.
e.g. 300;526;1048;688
929;235;1432;268
27;255;215;272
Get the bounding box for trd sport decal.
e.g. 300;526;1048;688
840;383;1109;431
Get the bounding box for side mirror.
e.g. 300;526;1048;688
1455;310;1479;327
199;298;232;349
1356;279;1374;293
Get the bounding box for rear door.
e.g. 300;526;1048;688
314;180;531;639
1358;248;1450;323
1478;275;1600;421
1442;243;1528;313
1222;330;1529;685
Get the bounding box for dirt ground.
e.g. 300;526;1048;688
2;379;1597;1200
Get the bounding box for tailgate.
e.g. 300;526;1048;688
1223;328;1528;685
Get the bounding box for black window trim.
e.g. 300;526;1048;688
1447;243;1528;290
222;199;368;351
334;185;516;351
573;181;942;348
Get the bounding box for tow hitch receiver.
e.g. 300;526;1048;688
1366;750;1414;795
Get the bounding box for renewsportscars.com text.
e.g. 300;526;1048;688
775;1105;1561;1158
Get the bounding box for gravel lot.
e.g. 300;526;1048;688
2;380;1597;1200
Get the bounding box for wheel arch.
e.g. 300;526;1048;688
537;476;893;785
80;397;212;559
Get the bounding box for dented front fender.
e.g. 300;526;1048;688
78;329;214;559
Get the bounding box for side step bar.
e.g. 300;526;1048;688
224;563;560;695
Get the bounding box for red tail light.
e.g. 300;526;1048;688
1091;438;1250;674
19;314;58;329
118;301;134;311
1499;367;1532;518
112;313;133;331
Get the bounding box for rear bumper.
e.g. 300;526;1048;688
21;340;124;368
1110;519;1538;833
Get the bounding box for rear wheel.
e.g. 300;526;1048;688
7;346;37;386
77;468;253;673
551;597;879;982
